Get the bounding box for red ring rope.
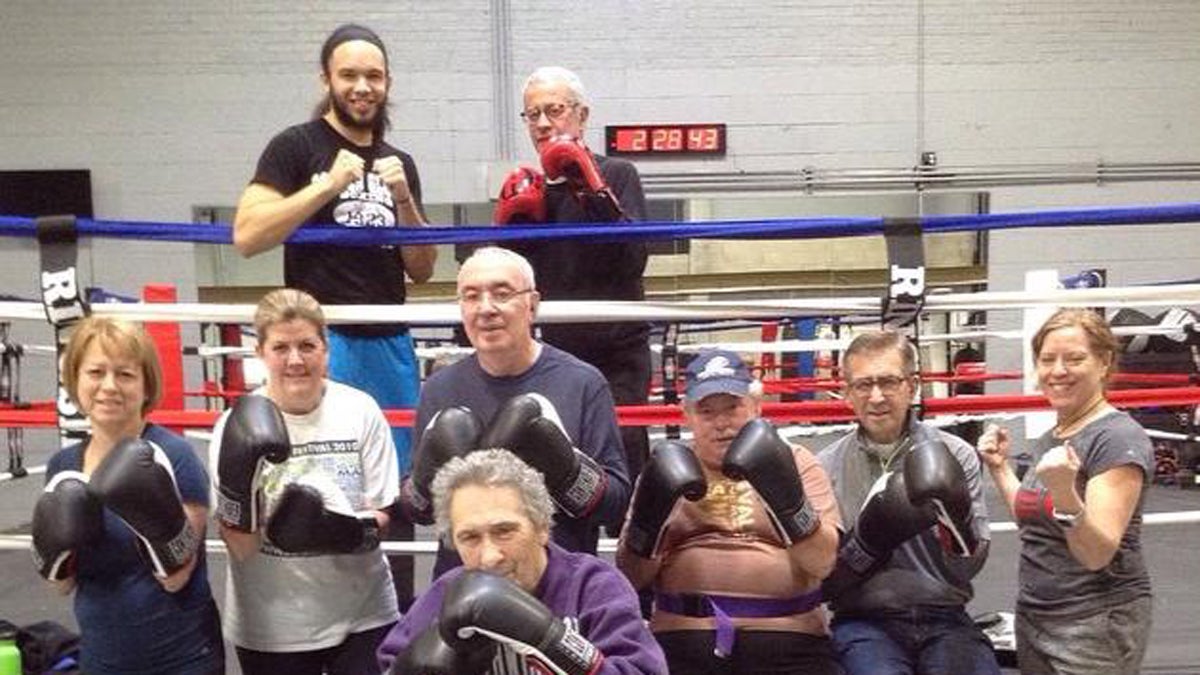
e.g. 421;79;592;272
3;386;1200;429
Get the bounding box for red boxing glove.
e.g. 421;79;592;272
540;135;606;191
539;135;625;221
493;166;546;225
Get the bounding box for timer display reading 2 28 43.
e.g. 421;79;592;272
605;124;726;157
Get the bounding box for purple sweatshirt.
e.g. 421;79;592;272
377;543;666;674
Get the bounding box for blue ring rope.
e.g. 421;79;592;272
2;201;1198;247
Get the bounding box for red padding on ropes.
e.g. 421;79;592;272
758;370;1192;394
3;387;1200;429
219;324;246;398
1113;372;1197;385
143;284;184;433
760;321;778;380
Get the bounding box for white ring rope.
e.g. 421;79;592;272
2;285;1197;555
5;325;1189;366
0;465;45;483
2;284;1199;326
4;510;1200;555
3;324;1195;365
1145;428;1200;443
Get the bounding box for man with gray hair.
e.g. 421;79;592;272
816;330;997;674
493;65;652;483
399;246;631;580
377;449;666;674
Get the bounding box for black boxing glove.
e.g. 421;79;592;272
31;471;104;580
440;570;604;675
89;438;200;578
822;469;937;601
722;418;819;544
624;441;706;558
405;406;483;524
905;435;978;556
267;474;380;555
481;393;608;519
216;395;290;532
391;623;496;675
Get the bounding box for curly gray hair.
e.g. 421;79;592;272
430;448;556;546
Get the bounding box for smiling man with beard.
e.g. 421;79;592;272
232;23;436;610
400;246;631;581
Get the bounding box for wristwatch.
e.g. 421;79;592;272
1052;508;1081;529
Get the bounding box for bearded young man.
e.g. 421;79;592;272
231;23;436;611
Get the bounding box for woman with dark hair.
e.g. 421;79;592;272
978;308;1153;674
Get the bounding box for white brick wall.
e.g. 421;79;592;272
2;1;1197;210
2;0;1200;405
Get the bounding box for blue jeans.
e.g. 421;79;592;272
832;606;1000;675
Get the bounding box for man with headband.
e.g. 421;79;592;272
232;23;436;609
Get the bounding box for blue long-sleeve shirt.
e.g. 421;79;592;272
412;344;631;577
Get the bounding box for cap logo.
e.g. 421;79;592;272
697;355;736;380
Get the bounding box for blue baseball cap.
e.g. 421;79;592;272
685;349;753;401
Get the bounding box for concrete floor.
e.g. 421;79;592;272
3;433;1199;674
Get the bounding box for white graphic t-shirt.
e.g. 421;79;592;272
209;381;400;651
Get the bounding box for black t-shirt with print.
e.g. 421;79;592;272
251;118;424;335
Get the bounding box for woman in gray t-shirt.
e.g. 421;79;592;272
977;308;1153;675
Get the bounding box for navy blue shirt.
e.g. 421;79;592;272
45;424;222;675
415;345;631;577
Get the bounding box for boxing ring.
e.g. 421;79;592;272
3;201;1200;556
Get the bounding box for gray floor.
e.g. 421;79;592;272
3;431;1199;674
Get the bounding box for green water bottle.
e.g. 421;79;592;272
0;620;21;675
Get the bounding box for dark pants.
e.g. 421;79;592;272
587;342;651;481
234;623;394;675
384;518;415;612
656;629;843;675
584;342;653;618
831;606;999;675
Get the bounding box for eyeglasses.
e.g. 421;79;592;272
519;102;577;124
846;375;909;397
457;287;534;308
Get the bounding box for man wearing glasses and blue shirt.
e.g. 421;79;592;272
400;246;632;580
493;66;653;484
817;331;999;675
